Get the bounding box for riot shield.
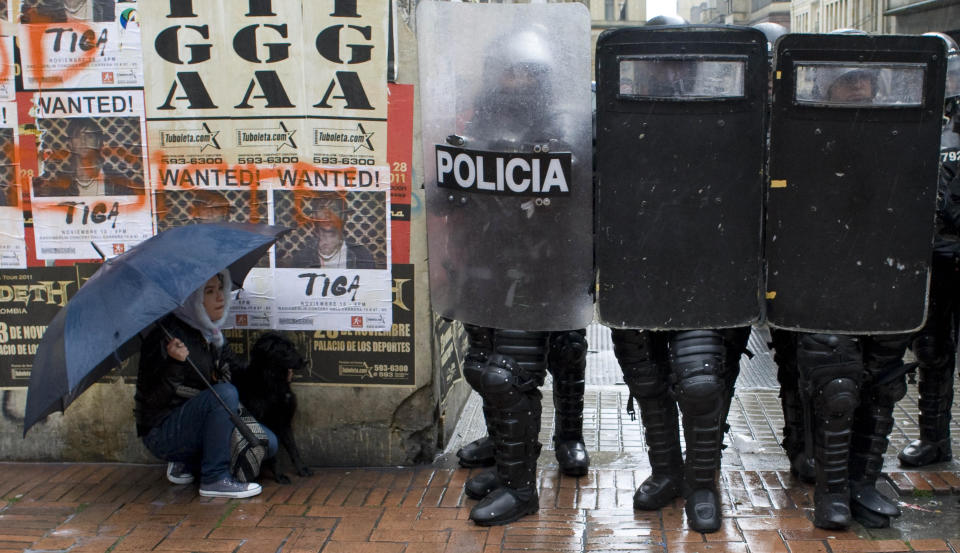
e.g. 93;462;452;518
766;34;946;333
595;26;767;329
416;2;593;331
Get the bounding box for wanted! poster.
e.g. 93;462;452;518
140;0;388;168
0;102;24;268
19;0;143;90
154;165;273;331
28;89;152;260
272;167;392;331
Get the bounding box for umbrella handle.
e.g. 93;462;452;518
158;323;269;448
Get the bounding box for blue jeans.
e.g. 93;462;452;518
142;382;278;484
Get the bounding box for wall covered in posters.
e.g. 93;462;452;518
0;0;417;388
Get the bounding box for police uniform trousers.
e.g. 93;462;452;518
461;324;550;526
611;328;749;533
774;332;909;529
460;329;590;500
899;252;960;467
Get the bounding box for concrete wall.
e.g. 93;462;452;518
0;0;474;468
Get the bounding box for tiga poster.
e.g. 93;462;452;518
304;263;413;385
19;0;143;91
271;166;392;331
138;0;388;168
28;89;153;260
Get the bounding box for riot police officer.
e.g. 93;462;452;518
417;3;594;526
458;329;590;503
898;32;960;468
613;327;749;533
751;21;819;485
457;328;591;479
764;31;945;528
596;18;765;533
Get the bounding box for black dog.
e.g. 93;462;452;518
234;332;313;483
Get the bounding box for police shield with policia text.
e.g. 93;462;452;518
417;2;593;525
595;23;767;533
765;33;946;528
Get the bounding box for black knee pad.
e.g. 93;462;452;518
475;354;541;410
813;376;860;430
548;329;587;376
674;372;724;416
912;333;952;370
463;325;494;391
797;333;862;429
670;330;725;416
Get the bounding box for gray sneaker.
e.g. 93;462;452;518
199;477;261;499
166;462;194;485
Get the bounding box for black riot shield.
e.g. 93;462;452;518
595;26;767;329
416;2;593;331
766;34;946;334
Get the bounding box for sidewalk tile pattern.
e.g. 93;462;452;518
1;462;959;552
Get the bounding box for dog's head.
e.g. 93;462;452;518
250;332;304;384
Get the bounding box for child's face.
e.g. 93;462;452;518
202;275;225;321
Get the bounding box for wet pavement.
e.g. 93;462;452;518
3;325;960;552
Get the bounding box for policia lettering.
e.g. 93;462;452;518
435;146;572;196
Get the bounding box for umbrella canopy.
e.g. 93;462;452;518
23;222;289;436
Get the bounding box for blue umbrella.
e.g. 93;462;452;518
23;222;289;436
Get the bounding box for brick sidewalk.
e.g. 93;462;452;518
1;462;959;553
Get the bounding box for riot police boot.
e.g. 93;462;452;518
796;333;861;529
849;404;902;528
680;411;723;533
633;395;684;510
851;343;909;528
812;423;855;529
611;329;683;510
811;396;859;530
671;330;727;533
898;356;954;467
469;352;544;527
469;402;541;526
549;330;590;477
465;468;500;500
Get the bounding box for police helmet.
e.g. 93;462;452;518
829;28;868;35
826;68;879;102
923;32;960;100
645;14;688;26
752;22;787;56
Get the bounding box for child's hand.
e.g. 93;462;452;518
166;338;189;362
